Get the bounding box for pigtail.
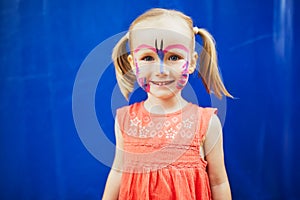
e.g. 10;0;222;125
194;27;233;99
112;33;136;100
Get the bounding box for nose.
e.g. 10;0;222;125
156;64;169;77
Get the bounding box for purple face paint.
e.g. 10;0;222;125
134;58;150;92
133;41;191;92
176;60;189;89
134;58;139;75
134;40;166;74
155;39;165;74
137;77;150;92
164;44;190;89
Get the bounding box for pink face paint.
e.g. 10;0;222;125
134;41;166;74
134;44;156;54
137;77;150;92
182;59;189;73
134;58;150;92
134;44;189;56
164;44;190;90
164;44;189;53
134;58;139;75
133;41;191;92
176;60;189;89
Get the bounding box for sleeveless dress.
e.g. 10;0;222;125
116;101;217;200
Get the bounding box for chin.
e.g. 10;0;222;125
148;88;181;99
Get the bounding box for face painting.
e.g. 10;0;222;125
133;39;190;93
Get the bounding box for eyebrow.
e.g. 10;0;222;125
133;44;189;54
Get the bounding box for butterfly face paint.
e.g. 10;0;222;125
164;44;190;89
133;39;190;93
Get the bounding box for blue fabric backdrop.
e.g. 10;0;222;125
0;0;299;199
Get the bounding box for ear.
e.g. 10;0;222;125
189;51;198;74
127;54;134;70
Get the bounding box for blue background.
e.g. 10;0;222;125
1;0;299;199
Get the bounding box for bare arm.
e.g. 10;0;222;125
205;114;231;200
102;120;124;200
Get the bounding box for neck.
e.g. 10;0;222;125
144;92;188;114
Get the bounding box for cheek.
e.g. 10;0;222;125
135;62;151;92
176;61;189;89
137;77;150;92
176;74;189;89
134;59;140;76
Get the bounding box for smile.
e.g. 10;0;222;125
150;80;175;86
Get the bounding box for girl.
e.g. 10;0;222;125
103;8;232;200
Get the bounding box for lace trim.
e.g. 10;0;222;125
126;112;197;139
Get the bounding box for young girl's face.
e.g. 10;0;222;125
128;16;196;99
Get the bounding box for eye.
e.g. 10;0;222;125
168;55;180;61
142;56;154;61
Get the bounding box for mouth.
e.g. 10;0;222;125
150;80;175;86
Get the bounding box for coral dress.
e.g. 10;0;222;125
116;101;217;200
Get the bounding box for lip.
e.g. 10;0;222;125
150;80;175;86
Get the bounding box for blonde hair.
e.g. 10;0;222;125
112;8;232;100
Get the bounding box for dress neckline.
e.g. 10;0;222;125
140;101;192;117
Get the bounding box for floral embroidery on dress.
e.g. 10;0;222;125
182;118;194;129
117;102;216;200
130;117;141;127
127;113;196;139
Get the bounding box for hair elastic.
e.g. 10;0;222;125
193;27;199;34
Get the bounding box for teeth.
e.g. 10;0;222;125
151;80;174;86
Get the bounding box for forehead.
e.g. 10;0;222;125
130;16;193;50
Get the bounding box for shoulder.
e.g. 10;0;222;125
116;101;144;124
116;101;144;114
202;114;222;156
208;114;222;132
115;101;144;137
189;104;219;138
188;103;217;119
188;102;217;112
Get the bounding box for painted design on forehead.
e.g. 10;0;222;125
164;44;189;53
134;44;156;54
134;44;189;54
155;39;165;74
